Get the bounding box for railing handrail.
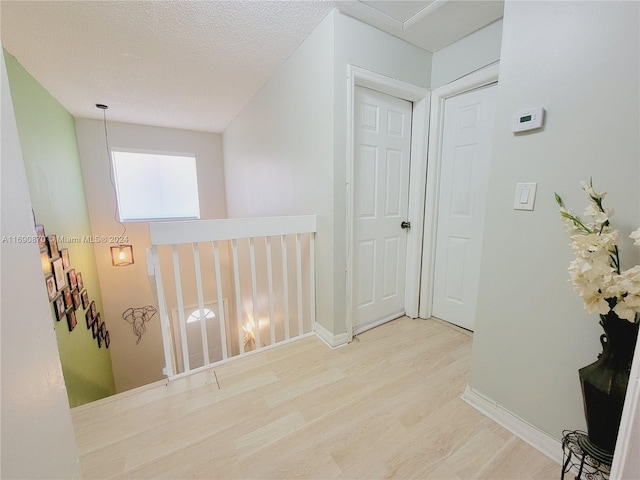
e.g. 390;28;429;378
149;215;317;245
148;214;317;379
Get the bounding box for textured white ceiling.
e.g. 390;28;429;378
1;1;335;133
1;1;502;134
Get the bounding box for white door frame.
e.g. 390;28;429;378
346;65;430;341
419;63;500;319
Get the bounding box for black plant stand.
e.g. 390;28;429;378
561;430;613;480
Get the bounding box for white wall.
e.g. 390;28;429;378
223;11;336;334
431;19;502;89
75;119;226;392
223;10;432;341
331;12;431;336
1;47;81;479
470;0;639;440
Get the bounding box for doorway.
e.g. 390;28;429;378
431;83;497;331
419;63;500;329
352;86;413;334
346;66;430;341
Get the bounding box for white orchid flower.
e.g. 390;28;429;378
613;299;638;321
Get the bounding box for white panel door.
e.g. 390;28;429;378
353;86;412;332
432;83;497;331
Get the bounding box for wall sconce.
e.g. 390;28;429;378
110;244;134;266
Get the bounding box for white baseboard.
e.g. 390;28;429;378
314;322;349;348
354;310;404;335
462;385;563;465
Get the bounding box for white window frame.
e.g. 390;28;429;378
111;148;201;222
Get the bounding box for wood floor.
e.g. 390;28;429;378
71;317;559;479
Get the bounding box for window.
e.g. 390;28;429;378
111;150;200;221
186;307;216;324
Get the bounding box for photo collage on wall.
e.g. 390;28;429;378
37;224;110;348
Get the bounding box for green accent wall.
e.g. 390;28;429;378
4;51;116;407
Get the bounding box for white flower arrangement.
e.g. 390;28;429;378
555;180;640;323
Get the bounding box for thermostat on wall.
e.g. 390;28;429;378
511;107;545;133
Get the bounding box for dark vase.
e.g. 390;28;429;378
579;310;639;453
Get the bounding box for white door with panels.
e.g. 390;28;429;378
353;86;413;333
432;83;497;331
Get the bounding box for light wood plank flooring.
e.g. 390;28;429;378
71;317;559;479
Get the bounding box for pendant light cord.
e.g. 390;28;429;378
98;105;127;240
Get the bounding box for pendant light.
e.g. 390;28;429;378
97;103;134;267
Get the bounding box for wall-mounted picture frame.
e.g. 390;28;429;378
41;251;51;275
76;272;84;291
52;257;65;290
104;331;110;348
54;295;65;321
67;269;77;290
90;301;97;317
67;309;77;332
97;331;103;348
85;310;93;329
81;289;89;309
62;287;73;310
72;288;81;310
45;275;56;301
100;321;107;338
61;248;70;269
36;224;46;250
47;234;59;258
92;316;99;338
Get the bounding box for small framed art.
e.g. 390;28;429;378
61;249;70;269
90;301;97;317
62;287;73;310
67;269;77;290
92;316;99;338
72;288;81;310
85;310;93;329
76;272;84;291
45;275;56;301
67;309;77;332
36;224;46;250
47;235;59;258
41;251;52;275
54;295;65;321
104;331;110;348
52;257;65;290
81;290;89;309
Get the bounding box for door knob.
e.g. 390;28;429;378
401;221;411;229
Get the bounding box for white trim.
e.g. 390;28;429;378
403;0;449;30
461;385;563;465
611;335;640;479
70;379;170;411
167;332;316;382
149;245;175;377
346;65;430;342
149;215;317;245
419;63;500;319
335;1;448;35
354;311;404;335
314;322;349;348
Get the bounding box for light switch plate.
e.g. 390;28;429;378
514;182;537;210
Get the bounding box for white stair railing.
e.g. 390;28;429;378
147;216;317;380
